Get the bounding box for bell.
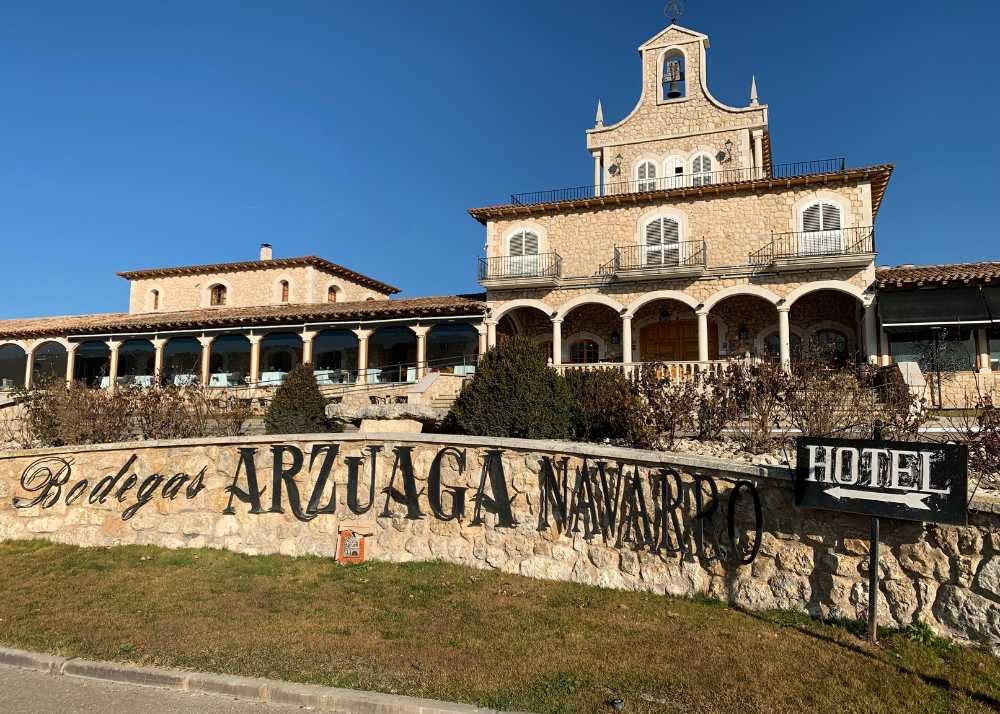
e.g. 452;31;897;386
666;80;682;99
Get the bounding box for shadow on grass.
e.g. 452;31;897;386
750;608;1000;710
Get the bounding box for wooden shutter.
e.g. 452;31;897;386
523;232;539;255
662;219;680;264
509;231;524;256
821;203;841;230
645;219;664;264
803;204;822;232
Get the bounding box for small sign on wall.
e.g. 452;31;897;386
336;529;366;565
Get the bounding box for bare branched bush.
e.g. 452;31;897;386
785;348;878;438
11;381;253;447
723;358;791;454
633;363;697;450
695;369;733;441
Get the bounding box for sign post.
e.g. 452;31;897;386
795;429;968;645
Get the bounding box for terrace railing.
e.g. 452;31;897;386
612;240;707;272
509;158;847;207
749;226;875;266
477;252;562;282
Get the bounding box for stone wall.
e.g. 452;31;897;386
0;433;996;651
127;265;389;315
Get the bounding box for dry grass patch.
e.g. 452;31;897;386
0;540;997;713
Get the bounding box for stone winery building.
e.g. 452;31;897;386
0;21;997;406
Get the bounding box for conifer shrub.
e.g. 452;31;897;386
445;336;572;439
564;367;652;446
265;365;336;435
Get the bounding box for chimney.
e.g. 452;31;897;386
259;243;273;261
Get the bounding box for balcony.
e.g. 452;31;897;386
602;240;707;281
477;252;562;288
508;158;847;207
749;226;875;270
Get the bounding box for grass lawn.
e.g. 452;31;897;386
0;541;997;713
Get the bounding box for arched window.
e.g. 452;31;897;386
764;332;802;359
327;286;338;303
801;201;843;254
663;155;685;189
279;280;289;303
209;284;227;306
812;329;848;361
569;339;600;364
508;229;540;276
636;161;657;192
691;154;713;186
662;49;686;100
643;217;681;266
151;289;160;311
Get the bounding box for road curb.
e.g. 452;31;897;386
0;646;530;713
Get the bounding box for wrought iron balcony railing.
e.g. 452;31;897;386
509;158;847;207
477;252;562;282
612;240;707;272
748;226;875;266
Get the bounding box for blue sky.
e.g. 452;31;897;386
1;0;997;318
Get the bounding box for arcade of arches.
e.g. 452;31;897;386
0;321;484;391
492;287;875;367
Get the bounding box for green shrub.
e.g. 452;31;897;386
445;336;572;439
564;368;651;446
265;365;334;435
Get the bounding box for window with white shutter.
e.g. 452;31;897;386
508;230;540;275
664;156;685;188
800;201;843;255
643;217;681;266
691;154;713;186
637;161;658;192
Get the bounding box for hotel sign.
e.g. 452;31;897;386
794;437;968;525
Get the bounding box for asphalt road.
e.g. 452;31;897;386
0;664;306;713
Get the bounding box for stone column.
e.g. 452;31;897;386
412;325;430;379
696;310;710;363
752;129;765;179
485;320;497;349
301;330;317;367
65;343;78;386
248;335;263;385
152;338;166;384
977;328;991;373
198;336;215;386
863;302;879;365
23;344;36;390
777;307;791;371
879;328;891;367
353;328;372;384
621;315;633;364
476;325;488;360
551;318;562;366
592;150;602;196
107;340;122;390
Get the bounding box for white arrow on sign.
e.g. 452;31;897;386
825;487;931;510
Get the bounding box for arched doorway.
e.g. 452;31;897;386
369;327;417;383
789;289;862;365
74;341;110;387
120;339;156;387
0;344;26;390
209;335;251;387
259;333;303;385
632;299;716;362
708;293;778;358
32;341;68;385
163;337;201;386
496;305;552;359
427;324;479;373
559;301;623;365
313;330;358;384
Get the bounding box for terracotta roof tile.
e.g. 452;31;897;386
117;255;400;295
468;164;894;224
0;295;486;340
876;262;1000;289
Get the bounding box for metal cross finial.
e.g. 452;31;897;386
664;0;686;24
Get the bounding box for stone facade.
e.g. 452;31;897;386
127;264;389;315
0;433;997;651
